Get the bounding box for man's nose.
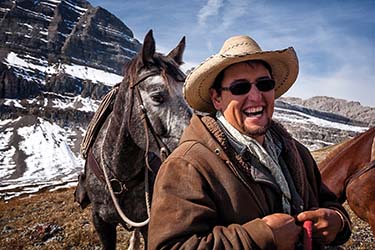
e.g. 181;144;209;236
246;84;262;102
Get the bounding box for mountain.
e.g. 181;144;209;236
279;96;375;127
0;0;372;201
274;99;369;150
0;0;141;100
0;0;141;200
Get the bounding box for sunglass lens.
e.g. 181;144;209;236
230;81;251;95
256;79;275;92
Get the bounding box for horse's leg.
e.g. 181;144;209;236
127;228;142;250
346;168;375;235
92;211;117;250
141;226;148;249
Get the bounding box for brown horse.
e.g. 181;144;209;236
74;30;192;250
313;127;375;233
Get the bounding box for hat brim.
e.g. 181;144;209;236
183;47;299;113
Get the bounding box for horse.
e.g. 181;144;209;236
74;30;192;250
312;127;375;233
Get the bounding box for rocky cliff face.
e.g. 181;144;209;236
0;1;142;198
0;0;141;99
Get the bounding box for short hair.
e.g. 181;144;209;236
211;60;273;95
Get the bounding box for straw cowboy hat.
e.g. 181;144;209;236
183;35;299;113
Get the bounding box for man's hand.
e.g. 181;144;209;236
262;213;301;250
296;208;342;244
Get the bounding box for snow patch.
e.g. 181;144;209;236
5;51;123;86
274;107;367;132
3;99;26;109
0;126;17;179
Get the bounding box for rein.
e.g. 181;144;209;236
345;160;375;188
99;69;171;228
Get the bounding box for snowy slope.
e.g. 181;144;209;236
0;100;369;200
0;117;85;200
274;107;367;133
274;106;368;150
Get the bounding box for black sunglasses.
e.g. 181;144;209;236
220;78;275;95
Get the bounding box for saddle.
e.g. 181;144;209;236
74;86;119;208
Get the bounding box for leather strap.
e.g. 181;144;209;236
87;148;146;194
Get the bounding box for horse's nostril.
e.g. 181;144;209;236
157;121;168;137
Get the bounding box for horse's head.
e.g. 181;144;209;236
120;30;192;158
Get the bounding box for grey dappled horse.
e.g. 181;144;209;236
75;30;191;250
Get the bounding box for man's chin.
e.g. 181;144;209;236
243;119;271;138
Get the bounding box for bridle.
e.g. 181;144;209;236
100;68;173;228
128;68;172;162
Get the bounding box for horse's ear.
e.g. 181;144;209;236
167;36;185;65
141;29;156;64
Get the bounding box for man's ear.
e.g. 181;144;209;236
209;88;222;111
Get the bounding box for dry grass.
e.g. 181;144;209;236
0;188;133;250
0;187;373;249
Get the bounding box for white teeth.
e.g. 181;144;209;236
248;107;263;113
243;106;264;117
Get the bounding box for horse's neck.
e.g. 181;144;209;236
95;83;145;178
319;128;375;199
319;144;353;199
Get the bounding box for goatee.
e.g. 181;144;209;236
243;118;272;138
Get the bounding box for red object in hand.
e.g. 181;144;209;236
303;220;313;250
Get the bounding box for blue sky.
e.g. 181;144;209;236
89;0;375;107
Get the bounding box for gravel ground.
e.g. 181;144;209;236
0;187;373;249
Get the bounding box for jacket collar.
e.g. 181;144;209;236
181;113;312;211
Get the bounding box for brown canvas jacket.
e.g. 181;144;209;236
148;114;351;250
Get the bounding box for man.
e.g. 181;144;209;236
148;35;351;249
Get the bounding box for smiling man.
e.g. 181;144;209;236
148;35;351;250
210;60;275;144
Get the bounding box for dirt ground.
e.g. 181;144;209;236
0;188;134;250
0;187;373;250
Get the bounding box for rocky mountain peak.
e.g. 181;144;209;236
61;5;139;74
0;0;141;99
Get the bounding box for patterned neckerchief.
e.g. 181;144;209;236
216;112;292;214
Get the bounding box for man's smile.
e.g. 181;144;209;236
243;106;264;117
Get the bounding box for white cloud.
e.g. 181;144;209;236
286;62;374;107
181;60;199;73
198;0;224;27
220;0;249;30
282;17;375;106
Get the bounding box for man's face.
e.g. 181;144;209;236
210;61;275;143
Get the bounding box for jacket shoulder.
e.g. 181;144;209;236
166;139;219;166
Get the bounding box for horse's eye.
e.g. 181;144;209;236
150;94;164;104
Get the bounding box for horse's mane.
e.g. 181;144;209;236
123;52;185;87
